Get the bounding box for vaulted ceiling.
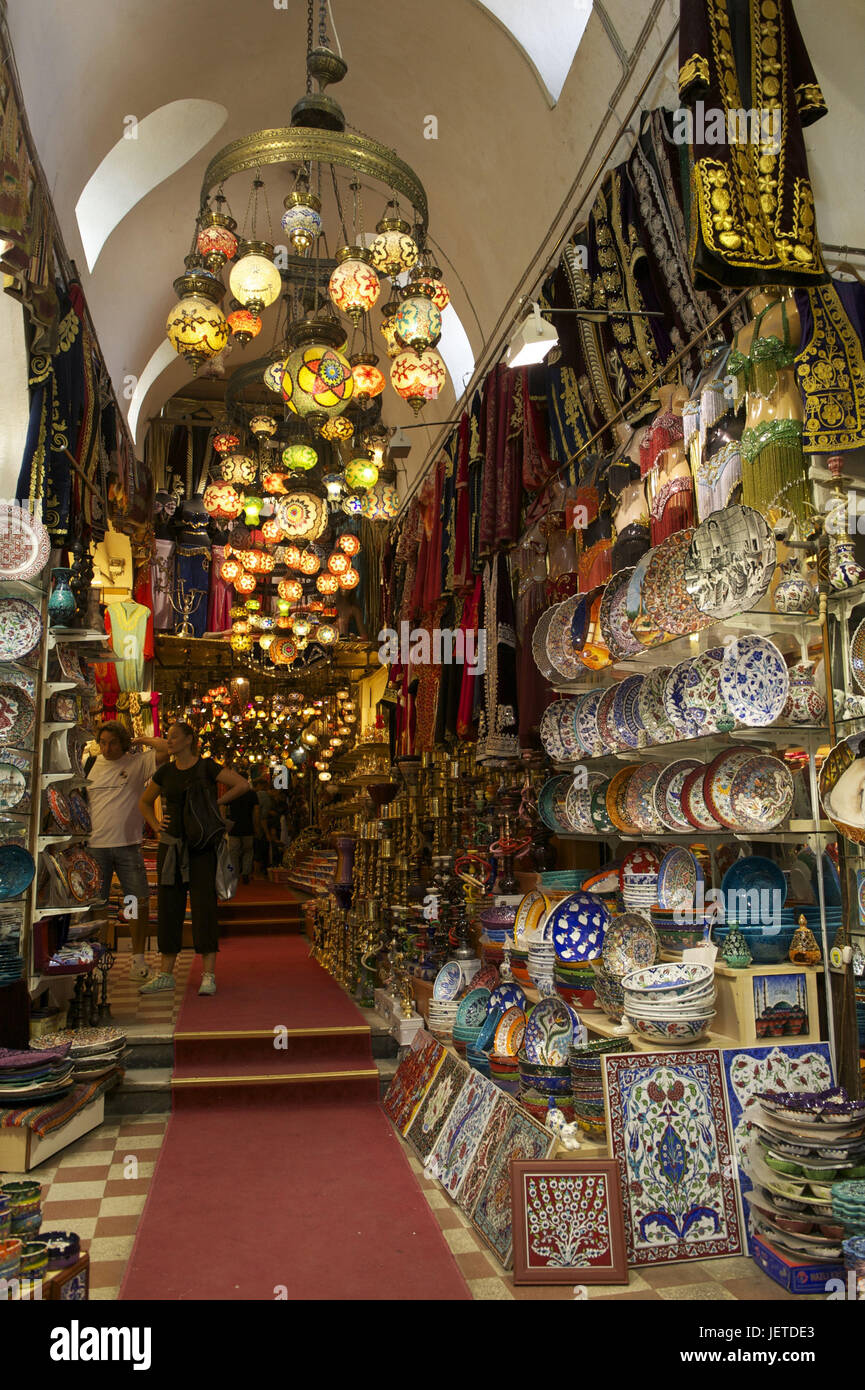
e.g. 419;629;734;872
6;0;863;486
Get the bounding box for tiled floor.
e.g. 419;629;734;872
106;945;193;1038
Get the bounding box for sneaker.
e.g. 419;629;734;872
139;972;175;995
128;962;153;983
198;974;216;996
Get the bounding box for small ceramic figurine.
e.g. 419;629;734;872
789;914;822;966
722;926;752;969
545;1100;581;1150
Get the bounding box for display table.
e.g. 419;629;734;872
0;1094;104;1171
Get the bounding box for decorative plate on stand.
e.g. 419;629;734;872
0;597;42;660
719;636;789;727
565;770;607;834
493;1006;526;1057
600;568;642;659
46;787;73;833
637;664;675;744
61;847;102;902
625;550;667;648
532;608;558;681
657;847;704;909
595;684;623;751
548;892;609;964
590;781;615;833
0;505;50;581
642;529;713;636
555;698;581;760
539;703;567;761
728;754;794;833
703;748;760;828
663;662;700;738
684;505;776;619
681;767;722;832
433;962;463;1000
654;758;703;833
0;844;36;900
0;682;35;745
684;646;730;733
545;595;583;680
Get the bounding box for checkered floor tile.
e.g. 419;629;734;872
105;945;193;1035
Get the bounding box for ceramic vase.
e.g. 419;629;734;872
829;538;865;591
789;921;821;966
722;927;752;969
782;661;827;725
773;558;815;614
47;568;76;628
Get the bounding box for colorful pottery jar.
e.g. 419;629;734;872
47;568;76;628
829;537;865;591
773;556;815;614
782;660;827;725
721;927;752;969
789;917;821;966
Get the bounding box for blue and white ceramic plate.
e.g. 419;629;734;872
601;912;659;980
556;698;581;759
548;891;609;964
0;844;36;900
663;661;700;738
637;663;676;744
611;675;644;750
657;847;704;910
653;758;703;833
433;961;463;1000
720;636;790;727
574;689;604;754
539;703;567;760
522;996;578;1066
488;983;526;1013
565;770;607;833
455;987;492;1030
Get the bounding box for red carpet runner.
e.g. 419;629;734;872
120;925;469;1301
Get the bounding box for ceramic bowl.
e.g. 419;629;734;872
628;1014;714;1043
620;961;714;997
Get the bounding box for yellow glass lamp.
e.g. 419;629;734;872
281;320;354;422
242;495;263;526
338;567;360;589
337;533;361;556
394;284;442;351
249;414;277;439
327;550;351;576
319;416;354;442
213;431;240;455
204;483;243;520
235;571;257;595
299;549;320;576
370;210;418;278
166;269;229;373
220;453;257;486
278;578;303;602
229;240;281;314
344;456;379;490
317;623;338;645
316;573;339;595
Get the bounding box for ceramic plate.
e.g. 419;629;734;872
488;984;526;1014
601;912;658;980
682;647;730;733
0;597;42;660
0;505;51;582
851;617;865;695
0;844;36;900
681;767;721;831
703;748;758;828
599;567;642;659
595;684;622;751
548;891;609;964
637;664;676;744
532;608;558;681
819;730;865;846
590;781;614;833
605;765;642;834
522;996;578;1066
684;505;776;619
555;698;581;760
624;763;664;833
564;770;607;834
611;675;644;750
46;787;73;832
721;856;787;920
434;962;463;1000
720;636;790;727
642;529;713;637
654;759;703;832
574;689;604;755
539;702;567;760
0;682;35;746
62;848;102;902
514;890;552;946
663;661;700;738
728;754;794;833
493;1005;526;1057
657;847;704;909
0;759;28;811
625;549;667;647
579;586;612;671
455;987;492;1030
568;592;591;654
545;595;583;680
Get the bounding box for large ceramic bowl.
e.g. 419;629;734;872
621;961;714;997
628;1014;715;1043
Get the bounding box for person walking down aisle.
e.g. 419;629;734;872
138;722;251;997
86;722;169;983
220;761;259;884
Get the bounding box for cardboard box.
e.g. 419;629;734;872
751;1232;843;1295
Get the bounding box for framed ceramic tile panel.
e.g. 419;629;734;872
404;1051;467;1163
456;1091;513;1215
510;1159;629;1285
721;1042;834;1249
382;1036;446;1134
470;1109;556;1269
603;1048;743;1266
427;1068;501;1198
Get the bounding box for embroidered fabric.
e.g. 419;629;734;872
697;438;743;518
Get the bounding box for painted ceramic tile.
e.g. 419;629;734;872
510;1159;628;1285
856;869;865;927
456;1092;513;1215
471;1109;555;1269
721;1043;834;1247
405;1052;467;1163
382;1036;446;1134
604;1049;743;1266
428;1069;501;1197
752;972;809;1038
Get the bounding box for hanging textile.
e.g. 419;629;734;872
151;538;176;631
104;600;153;693
17;284;85;540
794;280;865;453
678;0;828;288
476;553;519;762
207;546;233;632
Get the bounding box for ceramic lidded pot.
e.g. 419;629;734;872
789;916;821;966
773;557;815;614
782;659;827;725
722;926;752;969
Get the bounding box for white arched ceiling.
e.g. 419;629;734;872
75;100;229;272
127;339;177;445
474;0;593;104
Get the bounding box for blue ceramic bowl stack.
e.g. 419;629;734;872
1;1180;42;1240
833;1181;865;1238
569;1037;633;1140
478;906;517;967
591;965;625;1020
621;962;716;1043
538;870;591;892
452;987;492;1057
466;1003;502;1078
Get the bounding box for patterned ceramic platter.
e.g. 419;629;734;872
684;505;776;620
555;698;581;760
681;767;722;831
819;731;865;846
851;617;865;696
601;912;659;980
624;763;664;833
493;1005;526;1058
611;675;644;750
551;776;572;833
523;996;578;1066
600;567;642;659
0;682;35;746
488;983;526;1014
539;703;567;760
625;549;667;647
46;787;73;832
637;664;676;744
62;848;102;902
590;781;614;833
0;844;35;900
67;788;91;834
532;607;558;681
620;674;646;746
595;684;623;751
703;748;759;828
574;689;604;755
653;759;704;832
514;890;552;946
548;891;609;964
0;598;42;661
663;661;700;738
48;693;78;722
434;962;463;1000
455;988;492;1030
55;645;87;685
605;765;642;834
642;529;713;637
657;847;704;909
579;586;613;671
0;758;28;811
565;770;607;834
67;730;87;778
720;636;790;727
545;595;583;680
685;646;731;733
568;592;591;653
0;505;51;582
728;754;794;833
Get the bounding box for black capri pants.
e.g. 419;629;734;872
156;842;220;955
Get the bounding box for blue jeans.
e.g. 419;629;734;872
90;844;150;924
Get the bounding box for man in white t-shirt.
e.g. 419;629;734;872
86;721;169;982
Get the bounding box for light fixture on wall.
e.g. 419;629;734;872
505;302;558;367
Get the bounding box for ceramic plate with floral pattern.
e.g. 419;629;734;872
703;749;758;828
653;758;703;833
637;664;675;744
532;607;558;681
545;595;584;680
605;765;642;834
719;636;790;727
611;675;644;750
0;682;35;746
601;912;658;980
728;754;794;833
624;763;664;834
539;702;567;760
642;529;713;637
574;689;604;755
0;597;42;661
681;767;722;832
0;505;51;582
600;567;642;659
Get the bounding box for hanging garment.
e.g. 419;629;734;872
207;545;233;633
104;600;153;694
151;538;176;631
516;578;554;752
794;279;865;453
476;553;519;762
678;0;828;288
697;416;745;518
174;521;211;639
650;469;696;545
732;301;810;524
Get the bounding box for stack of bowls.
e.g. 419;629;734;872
517;1053;574;1122
18;1240;48;1295
478;904;517;966
0;1237;21;1284
843;1236;865;1291
466;1004;501;1077
427;998;459;1042
488;1054;520;1095
528;938;556;991
554;960;597;1009
0;1190;10;1239
621;848;661;913
712;922;796;964
833;1181;865;1238
509;944;531;989
650;906;710;955
621;962;716;1044
452;987;491;1057
539;870;591;892
2;1181;42;1240
570;1037;634;1139
591;965;626;1020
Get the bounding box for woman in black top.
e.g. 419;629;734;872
138;722;250;997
